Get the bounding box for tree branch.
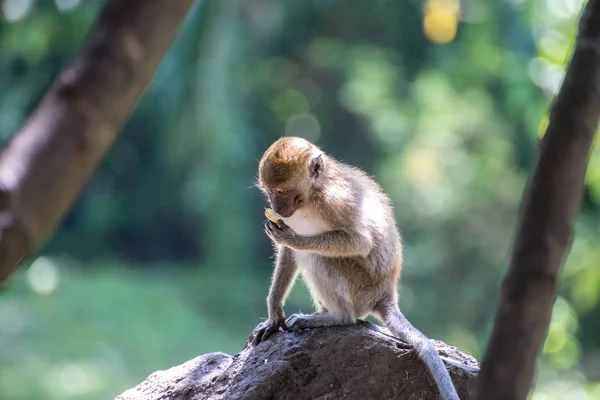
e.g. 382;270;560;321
0;0;196;283
474;1;600;398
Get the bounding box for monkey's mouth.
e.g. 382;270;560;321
277;208;296;218
270;195;302;219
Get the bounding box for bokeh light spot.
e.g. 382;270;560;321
2;0;32;22
285;113;321;142
271;90;310;121
59;364;93;395
27;257;60;295
55;0;81;12
423;0;459;44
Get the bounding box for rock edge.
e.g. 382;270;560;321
116;321;479;400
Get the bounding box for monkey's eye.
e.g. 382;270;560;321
275;188;286;194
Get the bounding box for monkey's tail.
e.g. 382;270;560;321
384;306;460;400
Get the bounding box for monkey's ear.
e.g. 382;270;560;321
309;154;324;178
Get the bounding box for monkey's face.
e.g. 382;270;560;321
264;187;303;218
258;137;326;217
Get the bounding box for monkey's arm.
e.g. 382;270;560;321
266;245;298;321
265;221;372;257
254;245;298;345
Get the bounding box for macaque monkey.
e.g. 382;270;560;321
253;136;460;400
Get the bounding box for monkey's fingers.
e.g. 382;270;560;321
276;219;288;230
254;323;276;345
253;319;289;346
259;328;275;343
268;220;283;231
264;221;283;239
280;318;289;331
253;323;268;346
263;222;275;240
252;327;266;346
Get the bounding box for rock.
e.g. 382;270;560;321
116;321;479;400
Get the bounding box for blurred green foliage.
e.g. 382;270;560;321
1;0;600;399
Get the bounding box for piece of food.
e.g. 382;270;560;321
265;208;282;223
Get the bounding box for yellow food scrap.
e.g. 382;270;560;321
265;208;282;223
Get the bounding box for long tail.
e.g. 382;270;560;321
383;306;460;400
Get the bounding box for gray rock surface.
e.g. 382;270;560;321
116;321;479;400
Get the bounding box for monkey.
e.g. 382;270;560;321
253;136;460;400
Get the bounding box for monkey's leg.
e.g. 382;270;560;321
374;300;460;400
316;301;328;312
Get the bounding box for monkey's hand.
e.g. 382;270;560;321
253;315;289;345
264;219;297;246
265;220;372;258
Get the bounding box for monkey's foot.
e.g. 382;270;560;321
286;314;313;330
286;312;340;331
253;318;289;345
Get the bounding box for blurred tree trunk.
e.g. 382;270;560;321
0;0;196;284
474;1;600;399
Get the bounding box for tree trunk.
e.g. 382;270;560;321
474;1;600;398
0;0;196;284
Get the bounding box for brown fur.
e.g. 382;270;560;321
254;137;459;400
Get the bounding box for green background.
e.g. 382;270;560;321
1;0;599;399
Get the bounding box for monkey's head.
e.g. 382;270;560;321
257;137;325;218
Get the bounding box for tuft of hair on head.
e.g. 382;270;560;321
259;137;321;188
